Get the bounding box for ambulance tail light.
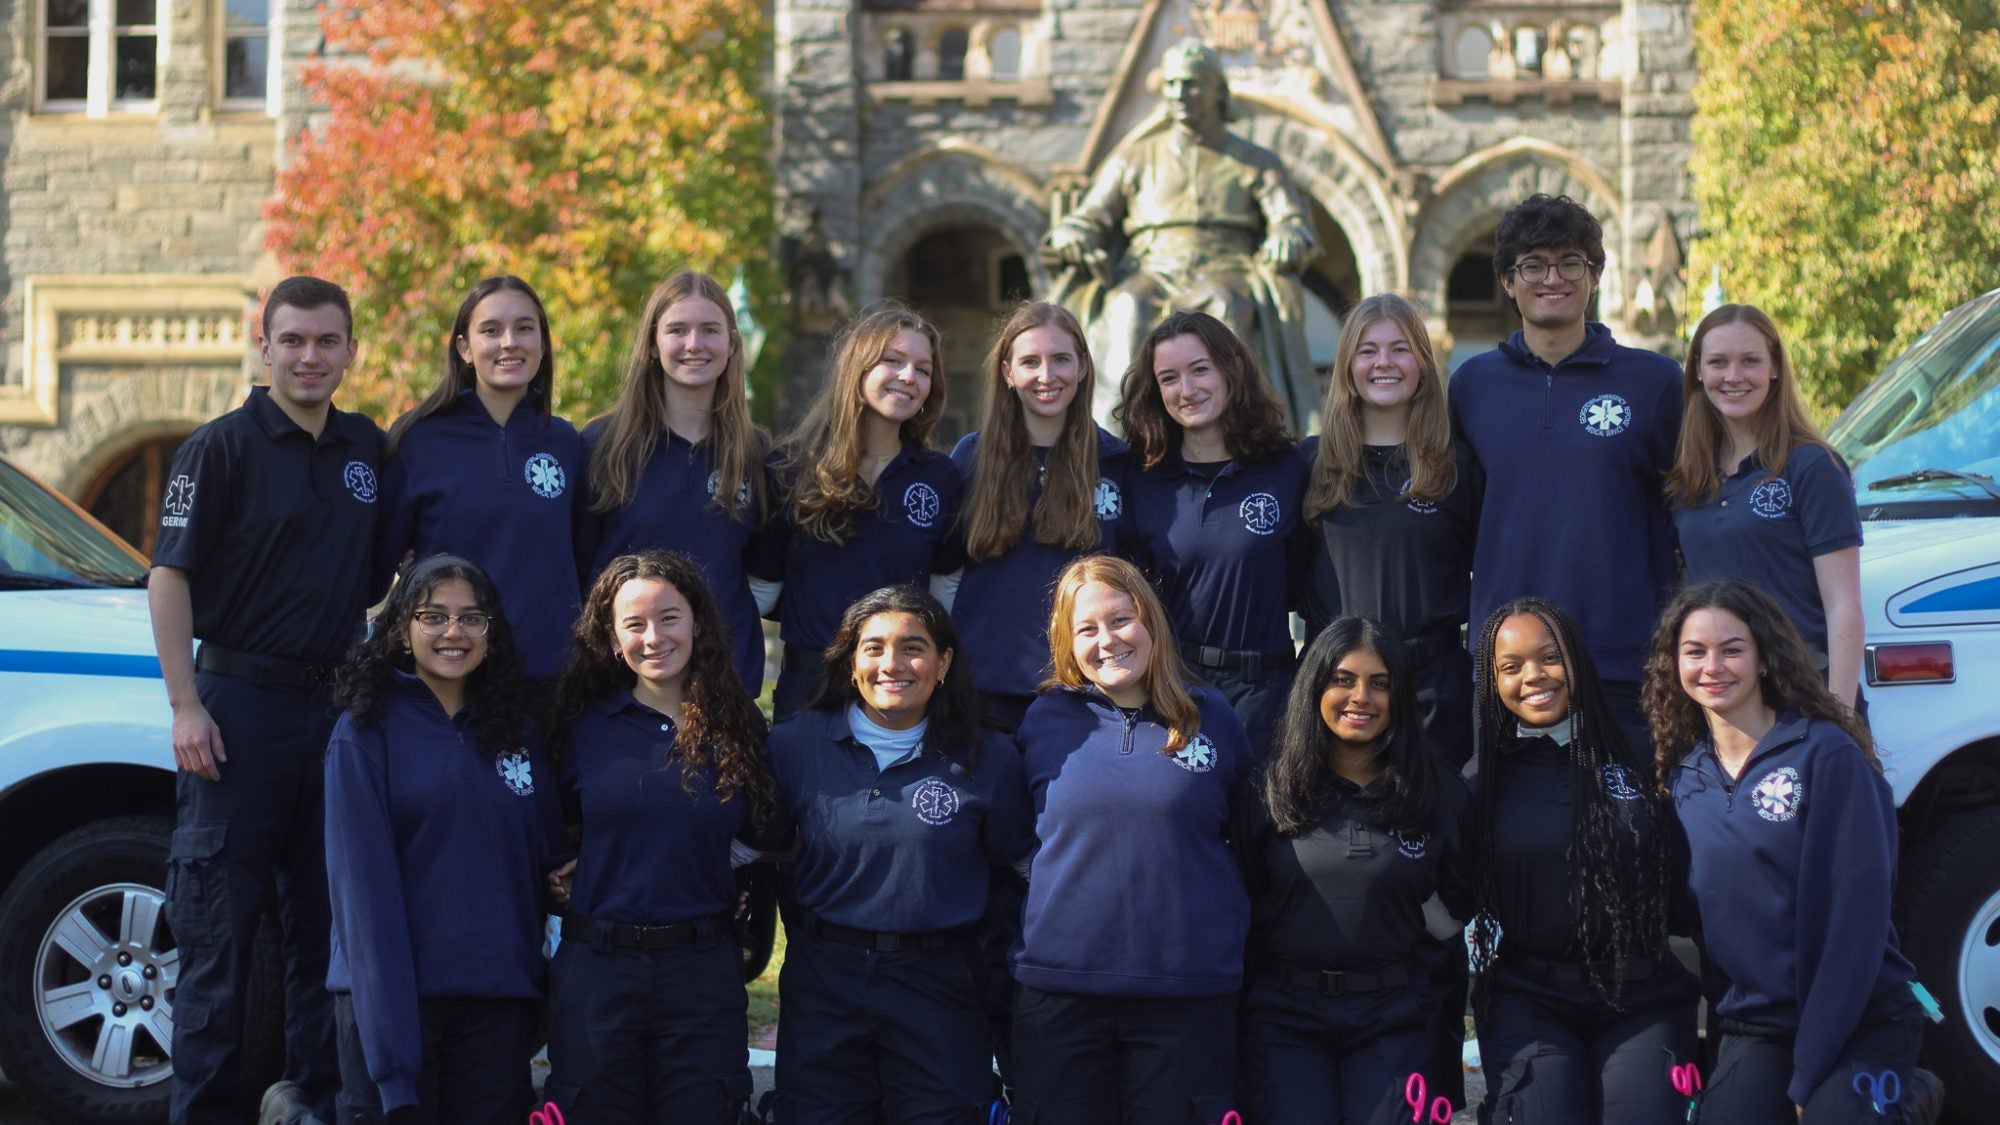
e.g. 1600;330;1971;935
1866;642;1955;686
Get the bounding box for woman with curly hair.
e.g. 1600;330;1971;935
751;303;963;719
1644;579;1939;1123
540;550;781;1123
324;553;568;1124
766;585;1032;1122
1235;616;1471;1125
1118;309;1307;748
1464;597;1697;1124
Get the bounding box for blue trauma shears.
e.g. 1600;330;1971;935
987;1100;1010;1125
1852;1069;1901;1115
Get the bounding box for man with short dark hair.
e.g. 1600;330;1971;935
1450;194;1682;750
149;275;385;1125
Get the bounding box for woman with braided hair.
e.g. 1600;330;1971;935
1464;597;1697;1124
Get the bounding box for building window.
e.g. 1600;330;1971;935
988;28;1021;81
39;0;162;113
220;0;270;108
938;28;968;81
884;28;913;81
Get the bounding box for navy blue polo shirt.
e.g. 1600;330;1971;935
1238;768;1471;973
767;706;1032;934
1119;444;1309;654
1674;444;1861;659
1300;438;1480;646
748;443;966;652
376;390;584;681
948;428;1130;697
558;689;784;925
152;386;386;665
325;672;567;1108
1012;686;1252;998
1450;325;1681;683
1669;712;1915;1104
577;421;770;695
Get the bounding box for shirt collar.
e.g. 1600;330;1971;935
1497;322;1617;370
246;384;351;445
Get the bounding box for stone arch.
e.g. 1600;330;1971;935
1409;139;1626;325
1230;98;1408;300
857;144;1049;304
46;370;243;497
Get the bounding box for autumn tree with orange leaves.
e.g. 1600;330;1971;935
265;0;778;421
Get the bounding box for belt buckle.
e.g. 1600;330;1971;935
872;932;902;952
1320;969;1345;995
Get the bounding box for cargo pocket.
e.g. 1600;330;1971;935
164;823;229;949
1490;1053;1548;1125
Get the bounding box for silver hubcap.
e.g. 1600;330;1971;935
1960;886;2000;1067
34;882;176;1088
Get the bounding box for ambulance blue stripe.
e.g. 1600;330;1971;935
0;649;161;678
1903;576;2000;613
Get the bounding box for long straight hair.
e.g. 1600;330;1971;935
1265;617;1439;836
588;270;767;520
1305;294;1457;518
775;302;947;543
1042;555;1201;753
1118;310;1293;471
806;584;985;769
963;302;1103;560
1667;304;1832;509
387;276;555;454
1468;597;1672;1003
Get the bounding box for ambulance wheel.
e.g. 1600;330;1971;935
1897;807;2000;1120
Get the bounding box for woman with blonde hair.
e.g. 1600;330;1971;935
950;300;1128;731
751;302;963;719
1009;554;1254;1123
1667;304;1863;707
578;269;771;696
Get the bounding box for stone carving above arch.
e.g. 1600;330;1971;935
10;365;243;497
1231;98;1407;299
856;144;1051;303
1409;141;1626;324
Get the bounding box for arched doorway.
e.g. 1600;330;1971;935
885;223;1033;445
80;434;188;557
1441;225;1603;373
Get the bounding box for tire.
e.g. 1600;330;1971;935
0;816;283;1124
1896;807;2000;1121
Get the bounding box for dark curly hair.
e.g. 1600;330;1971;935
805;585;986;771
1492;193;1605;279
1265;617;1439;837
1643;578;1875;788
334;553;528;760
1468;596;1672;1005
553;550;774;820
1118;309;1294;470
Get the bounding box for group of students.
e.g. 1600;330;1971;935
145;191;1941;1125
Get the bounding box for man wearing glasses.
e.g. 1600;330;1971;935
1448;193;1683;755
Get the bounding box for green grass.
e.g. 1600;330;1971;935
748;921;786;1042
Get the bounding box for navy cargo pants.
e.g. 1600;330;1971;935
166;672;340;1124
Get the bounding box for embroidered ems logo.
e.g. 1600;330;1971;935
343;461;378;503
903;482;941;528
912;778;960;825
1602;763;1642;801
161;474;195;528
496;749;535;796
1094;478;1123;520
1750;477;1793;519
1753;766;1803;822
1240;492;1282;535
525;452;567;499
1395;832;1429;859
1400;476;1438;515
1172;734;1219;773
707;469;753;510
1579;394;1631;437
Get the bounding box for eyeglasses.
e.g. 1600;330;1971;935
1508;257;1595;283
414;611;490;637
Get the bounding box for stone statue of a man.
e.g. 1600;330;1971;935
1044;39;1320;426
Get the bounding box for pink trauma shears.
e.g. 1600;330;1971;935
528;1102;565;1125
1405;1072;1453;1123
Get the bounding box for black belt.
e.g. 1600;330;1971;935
782;643;826;669
195;643;338;691
1507;951;1660;988
1402;624;1465;666
1265;956;1411;996
563;912;724;951
1180;643;1297;672
810;916;968;952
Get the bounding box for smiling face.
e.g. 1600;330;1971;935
1499;243;1600;333
861;328;935;426
262;303;356;421
1003;324;1083;426
1069;580;1154;708
851;611;949;730
1319;646;1391;751
456;289;544;401
1349;317;1422;418
1153;333;1230;443
612;576;695;695
406;578;488;692
1677;607;1766;720
1697;320;1776;428
656;295;736;394
1492;613;1571;727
